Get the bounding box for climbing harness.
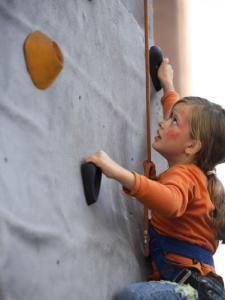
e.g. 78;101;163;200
149;222;215;280
143;0;156;257
149;223;225;299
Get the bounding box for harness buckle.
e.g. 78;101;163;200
173;268;192;285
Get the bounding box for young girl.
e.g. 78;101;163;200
86;59;225;299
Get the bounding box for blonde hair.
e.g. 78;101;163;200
176;97;225;243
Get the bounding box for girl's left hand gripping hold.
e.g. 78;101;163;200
86;151;135;191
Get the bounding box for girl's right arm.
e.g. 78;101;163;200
86;151;135;191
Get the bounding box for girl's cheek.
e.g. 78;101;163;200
166;128;180;139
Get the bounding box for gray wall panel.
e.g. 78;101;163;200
0;1;166;299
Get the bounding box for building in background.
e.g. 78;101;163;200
153;0;190;96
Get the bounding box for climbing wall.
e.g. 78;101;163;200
0;1;166;299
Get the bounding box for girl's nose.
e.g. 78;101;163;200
158;120;164;128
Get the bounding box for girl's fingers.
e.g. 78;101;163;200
163;57;169;64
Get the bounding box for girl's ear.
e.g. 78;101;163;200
185;139;202;156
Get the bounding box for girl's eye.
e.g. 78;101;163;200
172;116;178;124
169;111;178;125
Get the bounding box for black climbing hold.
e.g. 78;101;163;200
149;45;163;91
81;162;102;206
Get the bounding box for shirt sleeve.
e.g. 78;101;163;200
161;91;180;119
124;166;195;217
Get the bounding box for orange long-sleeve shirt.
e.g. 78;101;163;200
125;91;217;276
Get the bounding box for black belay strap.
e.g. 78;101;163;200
197;273;225;300
174;269;225;300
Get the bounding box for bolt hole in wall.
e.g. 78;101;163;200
187;0;225;279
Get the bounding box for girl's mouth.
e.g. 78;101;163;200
154;131;161;141
157;130;161;137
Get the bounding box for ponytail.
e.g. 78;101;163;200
207;174;225;243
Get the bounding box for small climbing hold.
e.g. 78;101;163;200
81;162;102;206
149;45;163;91
24;31;64;89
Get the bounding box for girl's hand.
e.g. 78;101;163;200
86;151;121;179
158;58;175;93
86;151;135;190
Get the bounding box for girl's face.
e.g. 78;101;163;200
152;103;195;165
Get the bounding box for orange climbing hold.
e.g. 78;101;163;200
24;31;64;89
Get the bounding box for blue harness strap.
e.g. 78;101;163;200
148;223;214;280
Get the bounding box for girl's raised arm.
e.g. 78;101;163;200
158;58;179;118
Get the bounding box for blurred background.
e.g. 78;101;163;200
153;0;225;279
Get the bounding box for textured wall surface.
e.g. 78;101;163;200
0;1;166;299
